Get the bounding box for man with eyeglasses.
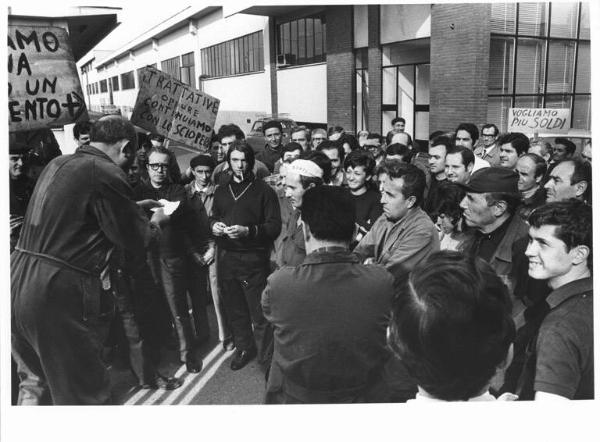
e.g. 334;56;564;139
133;146;206;375
256;120;285;173
310;128;327;150
474;123;501;167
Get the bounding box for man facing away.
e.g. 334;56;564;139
11;117;168;405
262;186;394;404
389;250;516;402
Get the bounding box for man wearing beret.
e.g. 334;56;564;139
256;120;284;173
459;168;548;324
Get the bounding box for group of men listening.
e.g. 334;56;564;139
9;113;593;404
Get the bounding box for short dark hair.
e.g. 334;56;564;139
528;199;592;269
73;121;92;138
378;161;427;207
497;132;530;156
300;186;355;243
520;153;547;179
316;139;345;164
389;250;515;401
555;137;576;155
91;116;137;149
431;183;466;227
217;124;245;142
338;133;361;152
429;130;445;141
391;117;406;126
301;150;332;184
226;139;255;173
366;132;383;143
147;145;171;159
327;125;344;137
455;123;479;143
446;145;475;167
263;120;283;134
343;149;376;176
385;143;412;163
281;142;303;159
481;123;499;137
430;135;454;153
190;154;216;171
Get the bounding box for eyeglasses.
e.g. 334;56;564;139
481;134;496;138
148;163;169;171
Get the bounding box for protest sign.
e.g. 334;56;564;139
507;108;570;134
8;25;88;132
130;66;220;151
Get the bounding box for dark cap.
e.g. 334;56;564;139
459;167;519;194
190;153;216;170
9;141;28;155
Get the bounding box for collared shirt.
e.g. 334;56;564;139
535;277;594;399
354;207;439;281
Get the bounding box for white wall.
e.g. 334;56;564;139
277;63;327;123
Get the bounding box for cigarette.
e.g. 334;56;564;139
240;170;244;181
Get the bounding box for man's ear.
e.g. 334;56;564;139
570;245;590;266
406;195;417;209
492;200;508;217
575;180;588;198
467;162;474;174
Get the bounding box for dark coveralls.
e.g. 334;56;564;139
11;146;151;405
133;182;208;363
211;173;281;365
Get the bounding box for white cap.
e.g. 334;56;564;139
289;159;323;179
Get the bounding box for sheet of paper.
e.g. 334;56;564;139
151;199;180;216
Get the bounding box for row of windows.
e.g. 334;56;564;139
488;2;591;131
201;31;264;79
276;15;326;66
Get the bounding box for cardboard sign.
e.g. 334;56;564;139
8;25;88;132
130;66;220;151
508;108;571;134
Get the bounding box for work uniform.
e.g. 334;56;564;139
11;146;151;405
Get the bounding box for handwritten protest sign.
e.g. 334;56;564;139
8;26;88;132
508;108;570;134
131;66;220;151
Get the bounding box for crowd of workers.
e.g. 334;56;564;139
9;113;593;405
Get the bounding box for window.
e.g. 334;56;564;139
201;31;264;79
100;79;108;93
111;76;119;91
488;2;591;131
276;15;326;67
121;71;135;90
355;48;369;132
161;56;181;80
180;52;195;87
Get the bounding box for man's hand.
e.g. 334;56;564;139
212;221;227;236
150;207;170;227
192;252;207;267
137;199;164;210
224;225;250;239
202;247;215;266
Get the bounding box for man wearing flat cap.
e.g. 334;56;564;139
459;168;548;322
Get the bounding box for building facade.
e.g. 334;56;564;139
78;3;591;148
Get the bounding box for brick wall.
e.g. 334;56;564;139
366;5;382;133
326;6;354;130
430;3;490;133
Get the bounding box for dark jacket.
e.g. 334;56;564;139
262;247;394;403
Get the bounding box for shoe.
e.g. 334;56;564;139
141;375;183;390
185;359;203;373
230;347;257;371
222;337;235;351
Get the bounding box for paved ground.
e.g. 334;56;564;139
109;304;266;405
